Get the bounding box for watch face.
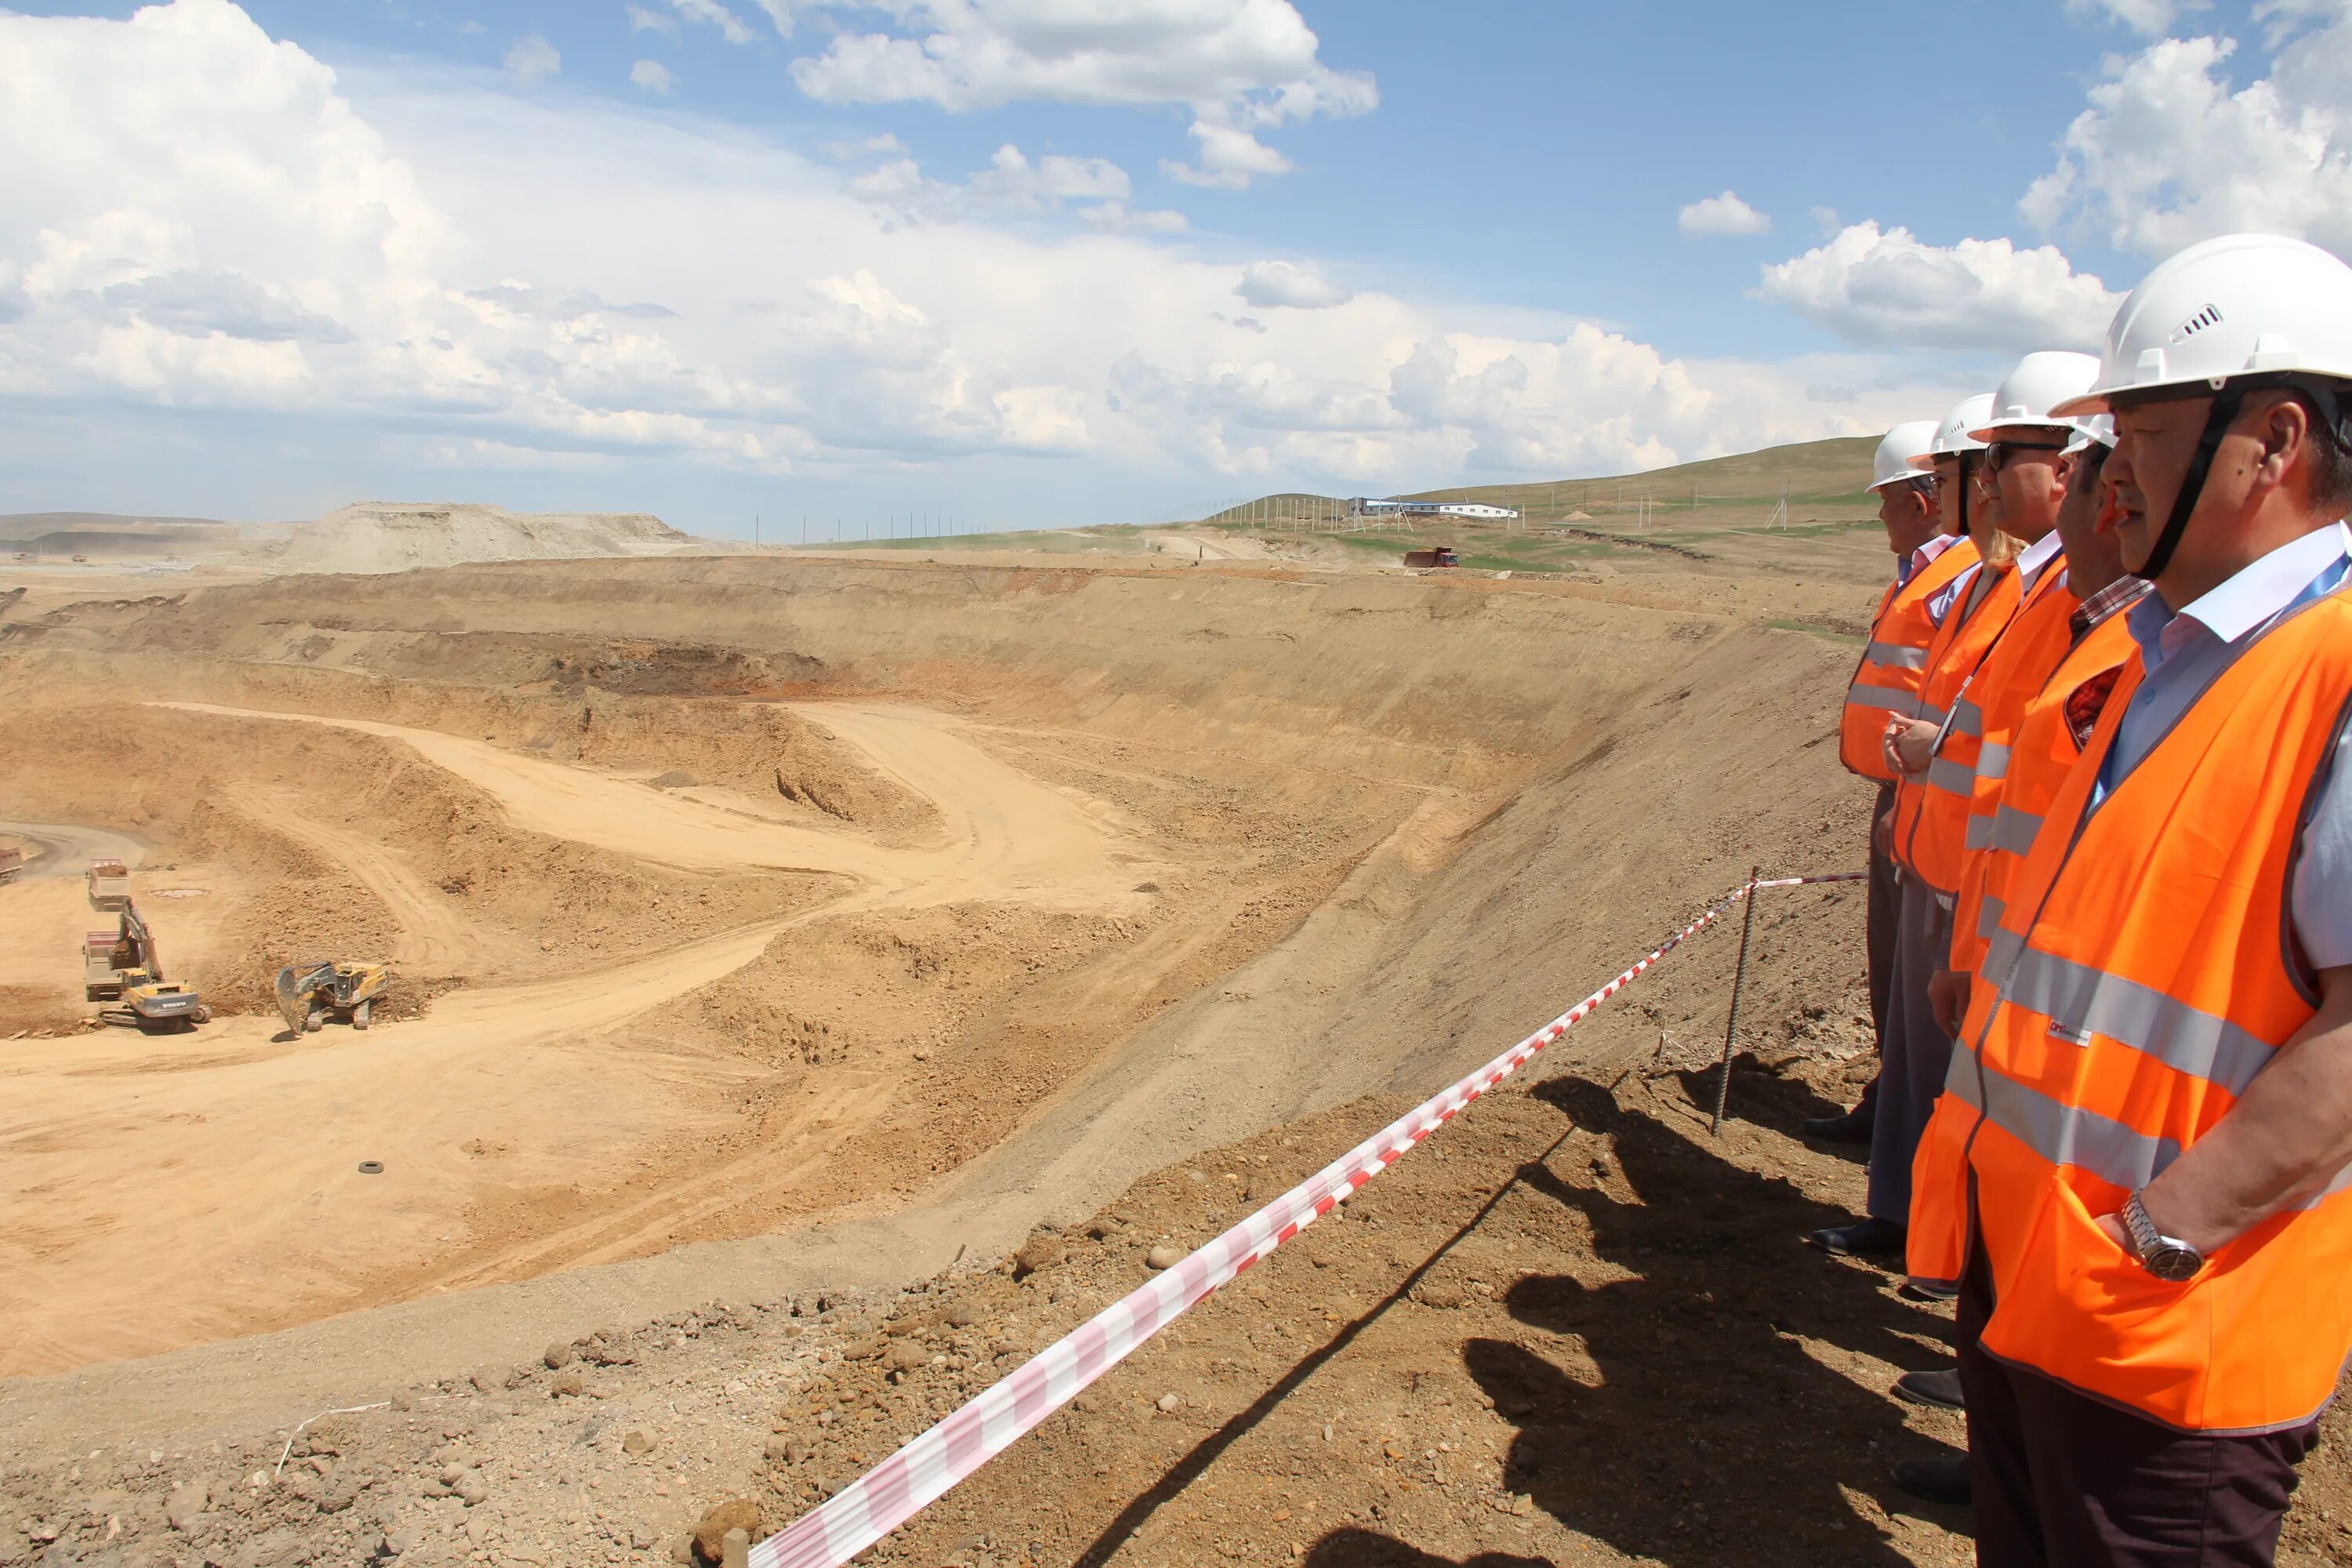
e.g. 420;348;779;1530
2147;1244;2201;1283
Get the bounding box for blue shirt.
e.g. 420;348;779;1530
2096;522;2352;968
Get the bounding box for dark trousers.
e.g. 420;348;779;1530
1867;781;1898;1042
1843;781;1900;1127
1867;875;1953;1222
1958;1211;2320;1566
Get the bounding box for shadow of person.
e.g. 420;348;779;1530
1453;1073;1959;1563
1711;1048;1872;1163
1300;1528;1548;1568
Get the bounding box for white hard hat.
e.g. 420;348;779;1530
1907;393;1996;470
1969;351;2102;441
1867;420;1941;491
2062;414;2116;458
2051;232;2352;417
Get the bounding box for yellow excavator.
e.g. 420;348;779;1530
274;960;392;1036
85;902;211;1032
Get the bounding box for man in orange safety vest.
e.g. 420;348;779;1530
1920;233;2352;1565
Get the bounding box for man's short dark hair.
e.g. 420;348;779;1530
2288;390;2352;516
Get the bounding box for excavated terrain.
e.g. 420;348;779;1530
1;548;2345;1567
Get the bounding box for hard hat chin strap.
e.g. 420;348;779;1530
2137;383;2247;583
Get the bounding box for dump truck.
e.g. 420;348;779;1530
85;901;210;1031
86;858;129;910
1403;546;1460;568
275;960;392;1035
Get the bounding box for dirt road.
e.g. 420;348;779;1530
156;701;1152;912
0;700;1156;1374
0;817;144;880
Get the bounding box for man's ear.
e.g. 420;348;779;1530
2255;392;2312;495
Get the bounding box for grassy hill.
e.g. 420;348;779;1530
1200;436;1877;528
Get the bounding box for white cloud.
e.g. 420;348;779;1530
630;59;678;94
1236;260;1349;309
2063;0;2207;35
843;143;1178;230
666;0;755;45
505;33;560;84
1808;205;1841;237
1757;221;2120;352
1678;190;1770;238
1082;201;1189;234
625;4;679;38
782;0;1375;189
2022;13;2352;256
819;132;906;160
0;0;1953;509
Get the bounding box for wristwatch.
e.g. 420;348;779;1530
2122;1190;2205;1282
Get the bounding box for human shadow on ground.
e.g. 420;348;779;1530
1468;1073;1963;1564
1298;1529;1547;1567
1712;1049;1874;1164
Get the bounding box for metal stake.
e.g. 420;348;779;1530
1711;866;1762;1134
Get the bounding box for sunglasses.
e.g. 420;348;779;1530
1981;439;2068;476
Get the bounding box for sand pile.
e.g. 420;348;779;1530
264;503;695;575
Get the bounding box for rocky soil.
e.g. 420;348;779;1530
12;1018;2351;1568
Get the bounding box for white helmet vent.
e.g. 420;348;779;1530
2172;304;2223;343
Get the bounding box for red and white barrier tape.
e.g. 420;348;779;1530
751;870;1863;1568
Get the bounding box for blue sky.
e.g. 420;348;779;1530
0;0;2341;538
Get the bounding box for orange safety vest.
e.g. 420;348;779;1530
1943;572;2087;976
1892;557;2022;892
1915;587;2352;1432
1909;606;2140;1288
1838;539;1981;782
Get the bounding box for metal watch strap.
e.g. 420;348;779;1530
2122;1190;2163;1261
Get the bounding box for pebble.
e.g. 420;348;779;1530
544;1342;576;1370
1145;1245;1183;1269
622;1430;658;1457
693;1499;760;1561
1155;1392;1183;1413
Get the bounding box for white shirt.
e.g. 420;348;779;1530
2016;530;2065;597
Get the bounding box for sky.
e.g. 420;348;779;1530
3;0;2350;539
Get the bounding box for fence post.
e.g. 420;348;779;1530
1711;867;1762;1134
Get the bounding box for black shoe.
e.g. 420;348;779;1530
1893;1368;1964;1410
1807;1216;1907;1257
1802;1110;1875;1145
1891;1453;1971;1506
1898;1278;1958;1304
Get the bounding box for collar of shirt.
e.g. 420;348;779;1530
2069;575;2151;641
1898;532;1962;586
2129;521;2352;674
2016;530;2065;596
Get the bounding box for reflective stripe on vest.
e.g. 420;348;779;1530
1951;700;1984;738
1994;944;2275;1096
1989;805;2042;856
1948;609;2137;983
1977;741;2012;780
1976;895;2004;941
1949;1038;2352;1210
1892;559;2027;892
1867;641;1930;670
1945;1038;2179;1194
1941;587;2352;1432
1840;540;1980;782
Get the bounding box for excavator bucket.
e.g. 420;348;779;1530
274;965;313;1037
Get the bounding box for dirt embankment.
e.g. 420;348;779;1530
0;554;1886;1411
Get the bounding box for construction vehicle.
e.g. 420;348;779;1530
85;901;210;1031
275;960;392;1035
86;858;129;910
1403;546;1460;568
0;846;20;886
